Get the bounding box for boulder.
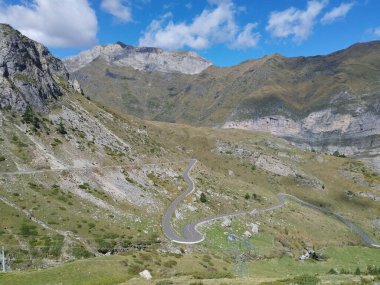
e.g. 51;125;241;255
243;231;252;238
221;218;232;228
139;269;152;280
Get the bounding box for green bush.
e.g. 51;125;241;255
260;274;320;285
11;134;28;148
327;268;338;274
71;247;94;259
57;121;67;135
333;151;346;158
20;222;38;237
79;183;90;190
22;105;40;130
367;265;380;275
200;193;207;203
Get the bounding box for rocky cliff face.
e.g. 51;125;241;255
223;90;380;156
64;42;212;75
0;24;69;112
224;108;380;156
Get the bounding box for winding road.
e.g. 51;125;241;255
163;160;380;248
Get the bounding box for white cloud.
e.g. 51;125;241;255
139;0;259;50
370;27;380;37
266;1;327;43
229;23;260;50
0;0;97;48
101;0;132;22
321;2;354;24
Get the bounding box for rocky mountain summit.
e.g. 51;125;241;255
0;24;69;112
64;42;212;75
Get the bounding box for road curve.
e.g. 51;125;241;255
163;160;380;248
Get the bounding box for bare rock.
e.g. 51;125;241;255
139;269;152;280
64;42;212;75
0;24;69;112
221;218;232;228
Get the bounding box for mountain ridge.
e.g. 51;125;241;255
68;40;380;158
64;42;212;75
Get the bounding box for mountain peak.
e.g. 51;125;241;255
64;43;212;75
0;24;68;112
115;41;127;48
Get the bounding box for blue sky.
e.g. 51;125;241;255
0;0;379;66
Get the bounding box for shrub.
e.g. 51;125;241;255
22;105;40;130
57;121;67;135
367;265;380;275
79;183;90;190
261;274;320;285
71;247;94;259
244;193;250;200
0;156;5;161
200;193;207;203
20;222;38;237
290;275;320;285
333;151;346;158
327;268;338;274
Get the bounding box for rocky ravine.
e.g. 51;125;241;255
0;24;69;112
64;42;212;75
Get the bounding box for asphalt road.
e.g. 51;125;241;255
163;160;380;248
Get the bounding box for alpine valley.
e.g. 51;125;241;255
0;24;379;285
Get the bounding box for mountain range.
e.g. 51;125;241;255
65;40;380;163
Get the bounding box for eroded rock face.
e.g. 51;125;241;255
0;24;68;112
64;42;212;75
223;105;380;156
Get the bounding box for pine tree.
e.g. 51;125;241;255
200;192;207;203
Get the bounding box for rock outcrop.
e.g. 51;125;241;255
64;42;212;75
223;92;380;156
0;24;69;112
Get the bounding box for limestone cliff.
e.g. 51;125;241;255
0;24;69;112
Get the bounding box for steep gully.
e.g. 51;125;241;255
164;160;380;248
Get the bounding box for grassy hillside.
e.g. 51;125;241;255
1;247;379;284
0;88;379;283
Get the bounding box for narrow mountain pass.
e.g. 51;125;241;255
164;160;380;247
